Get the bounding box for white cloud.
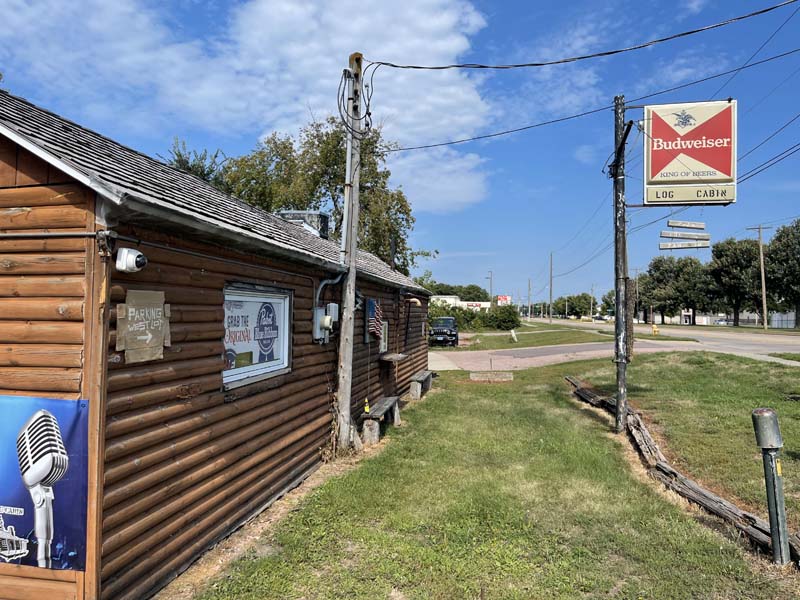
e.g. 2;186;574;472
573;144;599;165
389;146;487;213
0;0;491;213
631;47;731;97
491;16;616;131
682;0;709;16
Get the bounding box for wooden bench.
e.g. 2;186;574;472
409;369;433;400
361;396;400;446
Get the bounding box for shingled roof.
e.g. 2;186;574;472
0;90;427;294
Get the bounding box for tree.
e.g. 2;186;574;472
709;238;760;326
165;117;431;274
163;138;228;191
459;284;491;302
412;272;490;301
222;132;305;212
600;290;615;316
646;256;681;324
767;219;800;328
566;292;593;317
674;257;714;325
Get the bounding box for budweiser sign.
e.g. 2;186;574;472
644;100;736;205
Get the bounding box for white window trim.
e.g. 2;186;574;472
223;285;293;389
379;320;389;353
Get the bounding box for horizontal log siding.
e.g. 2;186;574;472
349;286;429;419
100;234;334;600
350;284;395;420
0;142;88;597
0;180;88;398
395;296;429;393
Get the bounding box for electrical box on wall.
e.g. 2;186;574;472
326;303;339;323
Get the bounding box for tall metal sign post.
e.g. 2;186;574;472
610;95;633;434
336;53;363;450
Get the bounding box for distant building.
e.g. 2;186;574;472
431;295;491;312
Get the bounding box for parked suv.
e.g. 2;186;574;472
429;317;459;347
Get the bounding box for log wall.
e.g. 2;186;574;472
0;139;92;598
0;137;428;600
350;284;429;420
99;230;336;600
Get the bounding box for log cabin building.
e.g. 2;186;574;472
0;90;429;600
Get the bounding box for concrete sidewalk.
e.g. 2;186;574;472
430;340;699;371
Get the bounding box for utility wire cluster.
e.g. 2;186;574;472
337;1;800;282
364;1;798;71
382;47;800;152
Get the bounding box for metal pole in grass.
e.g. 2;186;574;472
752;408;790;565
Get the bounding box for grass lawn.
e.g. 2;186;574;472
594;330;698;343
460;321;578;334
446;329;608;351
199;360;794;600
771;353;800;363
584;352;800;529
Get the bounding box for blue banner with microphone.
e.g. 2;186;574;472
0;396;88;571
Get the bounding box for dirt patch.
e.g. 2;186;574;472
153;440;390;600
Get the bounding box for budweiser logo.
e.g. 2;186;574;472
652;137;731;151
649;105;734;179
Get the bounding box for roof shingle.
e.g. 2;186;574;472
0;90;427;294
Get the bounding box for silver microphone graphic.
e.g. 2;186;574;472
16;410;69;568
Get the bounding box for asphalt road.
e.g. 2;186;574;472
429;320;800;372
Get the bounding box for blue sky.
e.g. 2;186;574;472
1;0;798;304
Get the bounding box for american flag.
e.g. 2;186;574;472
368;299;383;339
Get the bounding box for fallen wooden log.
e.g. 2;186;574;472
565;375;800;565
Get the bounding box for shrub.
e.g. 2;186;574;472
428;303;520;331
482;305;521;330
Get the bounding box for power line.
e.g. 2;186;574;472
366;1;798;71
739;109;800;159
709;2;800;98
553;206;692;278
385;46;800;152
738;141;800;183
553;192;611;254
744;61;800;114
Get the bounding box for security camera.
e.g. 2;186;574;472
116;248;148;273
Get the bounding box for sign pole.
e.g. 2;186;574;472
612;95;632;434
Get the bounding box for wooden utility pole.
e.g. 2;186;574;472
590;283;595;319
487;270;493;305
549;252;553;324
336;52;363;450
611;95;633;434
527;278;532;321
747;224;772;331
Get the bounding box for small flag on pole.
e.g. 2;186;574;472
368;299;383;339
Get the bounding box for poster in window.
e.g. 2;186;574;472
223;288;291;385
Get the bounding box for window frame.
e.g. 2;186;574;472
222;283;293;389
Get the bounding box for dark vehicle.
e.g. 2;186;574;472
429;317;459;347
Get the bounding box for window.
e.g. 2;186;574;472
379;320;389;353
223;284;292;387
